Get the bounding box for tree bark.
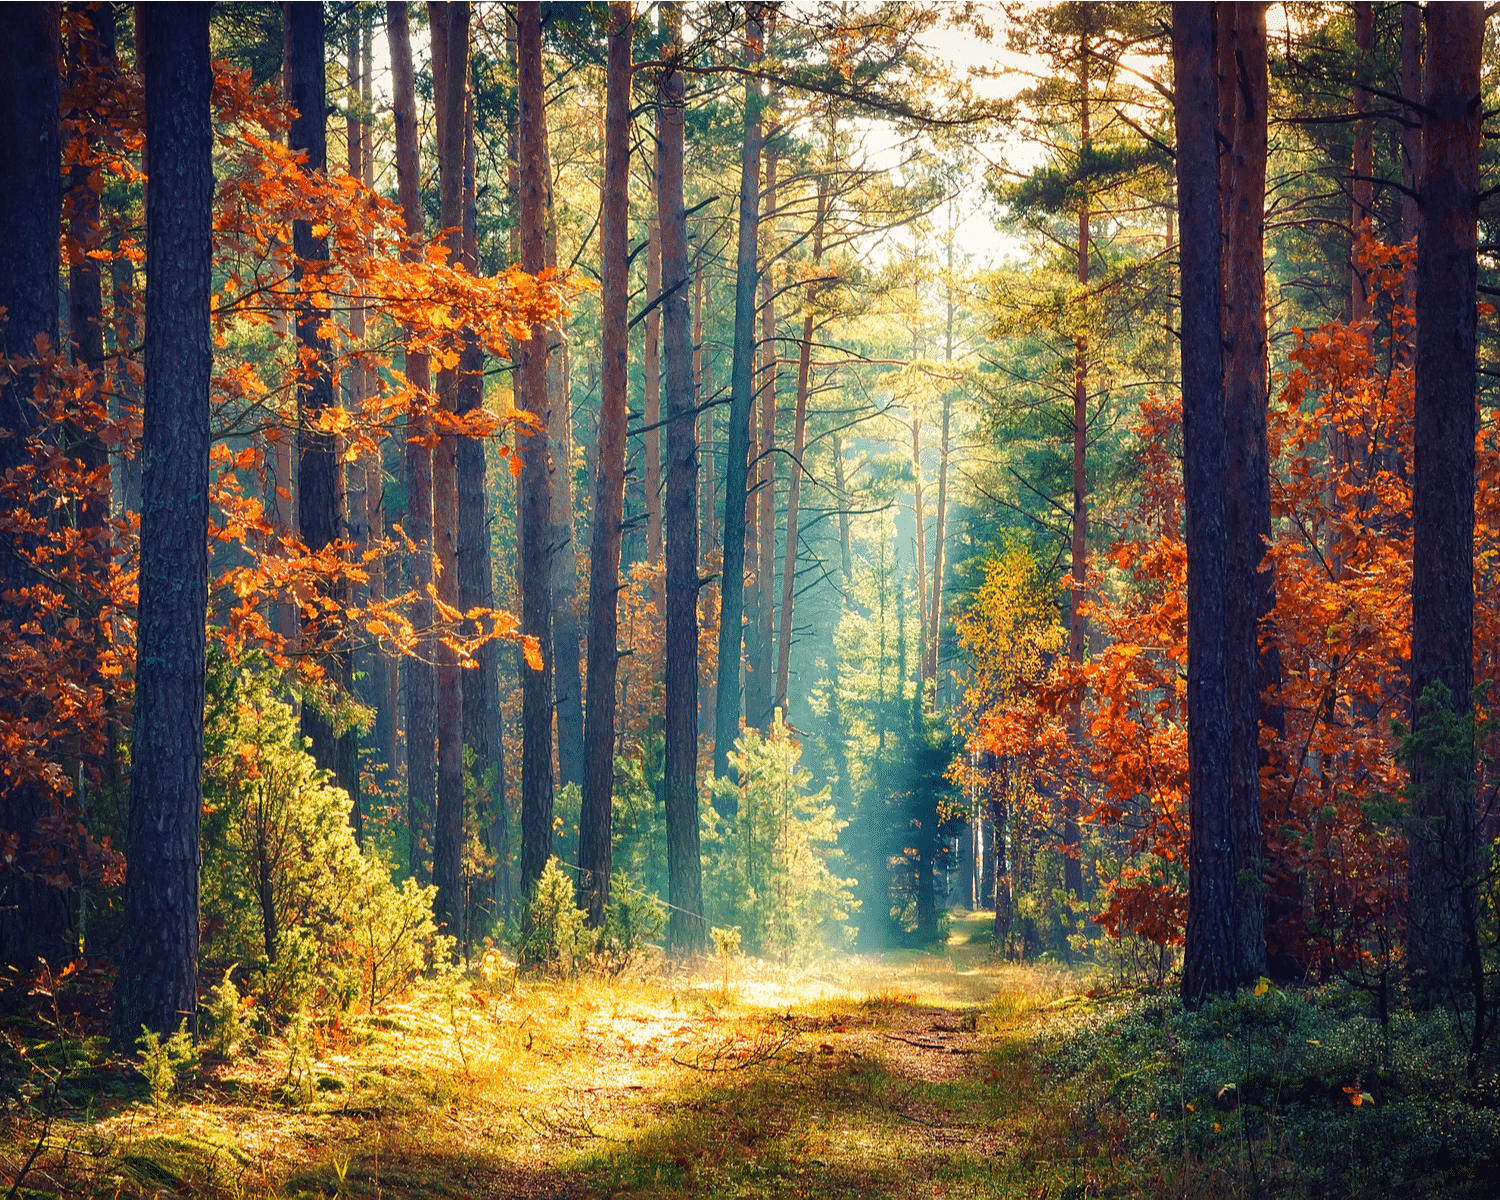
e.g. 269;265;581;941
747;143;778;733
1399;2;1423;366
388;0;436;882
1063;35;1090;902
1217;0;1271;985
644;150;663;566
428;0;468;937
1175;2;1237;1004
0;1;68;970
712;3;766;788
1408;0;1482;996
114;2;211;1041
516;1;556;907
659;2;706;956
775;175;826;719
1350;0;1373;328
925;210;953;694
578;1;632;927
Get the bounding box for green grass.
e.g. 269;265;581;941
3;920;1496;1198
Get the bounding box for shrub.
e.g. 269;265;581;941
515;857;591;974
706;713;858;961
136;1021;198;1113
597;873;666;972
202;965;252;1059
200;652;445;1019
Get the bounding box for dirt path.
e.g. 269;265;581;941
4;915;1097;1199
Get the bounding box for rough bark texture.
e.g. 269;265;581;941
578;2;632;927
712;3;765;788
1175;2;1237;1004
516;2;556;906
1408;0;1481;995
114;3;211;1041
1350;1;1373;327
659;4;706;955
1063;37;1089;903
429;0;467;937
289;1;358;816
0;3;67;969
645;153;663;566
388;0;436;882
1217;0;1271;985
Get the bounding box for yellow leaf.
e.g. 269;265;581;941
1253;977;1270;997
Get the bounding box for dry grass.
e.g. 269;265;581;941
1;916;1118;1199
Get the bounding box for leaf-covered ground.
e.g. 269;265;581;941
5;912;1496;1198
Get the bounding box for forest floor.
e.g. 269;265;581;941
5;911;1498;1198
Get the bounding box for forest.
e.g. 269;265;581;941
2;1;1500;1197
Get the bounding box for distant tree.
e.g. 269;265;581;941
114;0;212;1041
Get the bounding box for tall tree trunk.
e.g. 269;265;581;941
289;1;359;820
0;1;68;970
1218;0;1271;985
515;1;556;907
1175;2;1236;1004
1063;36;1090;902
911;414;927;676
644;152;663;566
429;0;468;937
925;211;953;694
747;143;778;732
388;0;436;882
1408;0;1482;997
345;10;369;846
546;144;585;796
833;433;853;583
456;74;501;926
1398;2;1422;366
659;2;705;955
712;3;766;787
114;2;210;1040
775;176;827;719
1350;0;1373;328
578;1;632;927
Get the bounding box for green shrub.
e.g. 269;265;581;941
597;873;666;971
136;1021;198;1112
200;652;446;1019
706;712;858;961
202;965;251;1059
515;857;591;974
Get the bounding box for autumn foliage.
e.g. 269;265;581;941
961;237;1494;976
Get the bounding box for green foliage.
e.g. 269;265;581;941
598;874;667;971
201;965;251;1059
706;713;858;960
200;652;446;1019
515;857;592;974
135;1021;197;1112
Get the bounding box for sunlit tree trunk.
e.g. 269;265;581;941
1408;0;1482;1000
660;1;705;956
1175;1;1236;1004
1217;0;1270;985
645;151;663;567
516;1;556;907
578;1;632;928
712;2;766;788
747;143;778;733
775;175;827;719
114;1;210;1040
428;0;467;937
388;0;435;882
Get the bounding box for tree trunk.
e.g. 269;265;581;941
1408;0;1482;997
1063;38;1089;902
1175;2;1237;1004
833;433;853;583
1350;0;1373;328
388;0;436;882
114;2;210;1041
645;151;663;566
516;1;556;907
578;1;632;927
911;413;928;678
775;176;826;719
1399;2;1422;366
925;214;953;693
428;0;468;937
659;3;706;956
1217;0;1271;985
0;1;68;971
712;3;766;787
748;143;778;732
